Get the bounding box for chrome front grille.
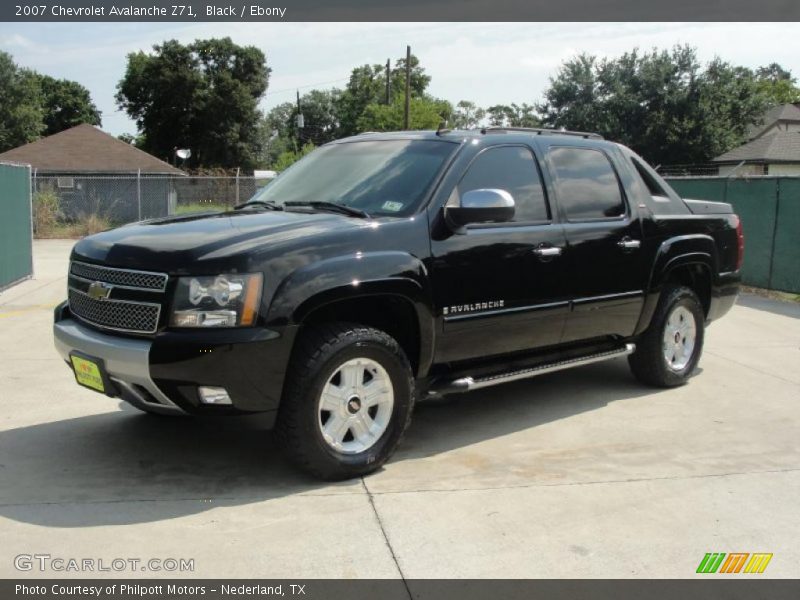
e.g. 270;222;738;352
70;261;168;291
68;261;168;334
69;289;161;334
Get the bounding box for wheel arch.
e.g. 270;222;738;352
635;235;717;335
267;252;436;378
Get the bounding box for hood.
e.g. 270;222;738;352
71;209;362;273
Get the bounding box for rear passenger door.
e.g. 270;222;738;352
543;144;646;343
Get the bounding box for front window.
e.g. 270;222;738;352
249;139;457;216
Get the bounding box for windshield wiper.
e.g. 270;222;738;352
284;201;370;219
233;200;284;211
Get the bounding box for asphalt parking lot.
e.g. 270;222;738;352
0;240;798;579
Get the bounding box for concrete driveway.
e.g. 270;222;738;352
0;240;798;579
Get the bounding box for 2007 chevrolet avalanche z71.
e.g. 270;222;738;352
54;128;743;479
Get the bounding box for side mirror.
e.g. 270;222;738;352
445;189;515;232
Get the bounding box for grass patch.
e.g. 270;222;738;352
175;202;229;214
741;286;800;304
35;217;114;239
33;189;114;239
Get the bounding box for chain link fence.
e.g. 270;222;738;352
656;164;721;177
657;163;773;177
32;174;268;235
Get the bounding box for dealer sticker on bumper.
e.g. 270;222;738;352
70;355;105;393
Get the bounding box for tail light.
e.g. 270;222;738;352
734;215;744;271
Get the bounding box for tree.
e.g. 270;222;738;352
294;89;342;146
486;103;540;128
37;75;101;136
0;51;44;152
450;100;485;129
272;142;316;171
116;37;270;169
336;53;430;136
260;89;342;168
117;132;146;148
756;63;793;82
538;46;769;165
357;95;451;132
755;63;800;105
0;51;102;151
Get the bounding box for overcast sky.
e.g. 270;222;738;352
1;22;799;137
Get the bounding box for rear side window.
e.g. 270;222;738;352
456;146;550;223
630;156;668;198
549;147;626;220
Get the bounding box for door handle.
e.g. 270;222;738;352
617;238;641;250
533;246;563;257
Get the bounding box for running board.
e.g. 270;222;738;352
431;343;636;394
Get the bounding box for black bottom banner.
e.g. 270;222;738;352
4;579;800;600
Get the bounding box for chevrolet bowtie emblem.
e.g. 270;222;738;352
87;281;113;301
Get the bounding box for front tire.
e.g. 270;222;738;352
629;285;705;387
275;323;415;480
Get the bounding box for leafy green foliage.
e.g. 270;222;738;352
358;95;451;132
450;100;486;130
37;75;101;136
0;52;102;152
754;63;800;104
261;53;440;168
116;37;270;169
272;142;316;172
486;103;540;128
538;46;771;164
336;54;430;137
117;132;146;147
0;52;44;152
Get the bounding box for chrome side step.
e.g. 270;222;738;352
434;343;636;394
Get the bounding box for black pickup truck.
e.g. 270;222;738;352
54;128;742;479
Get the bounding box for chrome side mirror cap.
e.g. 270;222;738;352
445;188;515;232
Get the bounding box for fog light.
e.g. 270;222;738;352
198;386;232;405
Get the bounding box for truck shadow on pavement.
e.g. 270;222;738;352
0;359;657;527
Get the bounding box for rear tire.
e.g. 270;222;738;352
629;285;705;387
275;322;415;480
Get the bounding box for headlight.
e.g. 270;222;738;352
170;273;263;328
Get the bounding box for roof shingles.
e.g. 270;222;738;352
713;130;800;163
0;124;184;175
747;103;800;140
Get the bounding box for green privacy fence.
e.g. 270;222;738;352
665;176;800;293
0;162;33;290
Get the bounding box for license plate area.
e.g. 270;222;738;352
69;352;116;396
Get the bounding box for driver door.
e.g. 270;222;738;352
430;144;569;364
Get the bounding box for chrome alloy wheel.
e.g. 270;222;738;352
662;305;697;371
317;357;394;454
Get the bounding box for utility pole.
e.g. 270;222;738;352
385;58;391;104
294;90;304;152
404;45;411;129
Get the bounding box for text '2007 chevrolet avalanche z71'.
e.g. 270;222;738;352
54;127;743;479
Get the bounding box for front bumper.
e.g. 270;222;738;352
54;314;183;415
54;302;296;419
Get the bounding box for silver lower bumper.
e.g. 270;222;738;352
53;318;184;414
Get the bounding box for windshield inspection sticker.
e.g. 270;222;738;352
382;201;403;212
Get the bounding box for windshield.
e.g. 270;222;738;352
248;139;457;216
